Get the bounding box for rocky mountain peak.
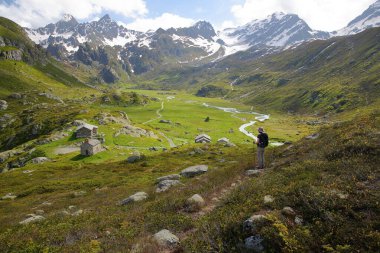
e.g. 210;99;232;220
61;14;76;22
99;14;112;23
335;0;380;35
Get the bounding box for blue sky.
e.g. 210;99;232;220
0;0;377;31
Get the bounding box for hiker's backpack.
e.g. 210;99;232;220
259;133;269;148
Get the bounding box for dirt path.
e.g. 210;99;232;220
143;101;164;124
158;132;176;148
143;101;176;148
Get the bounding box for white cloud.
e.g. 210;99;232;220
230;0;376;31
126;13;195;32
0;0;148;28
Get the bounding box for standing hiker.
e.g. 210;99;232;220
256;127;269;169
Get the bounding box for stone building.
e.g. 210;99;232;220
80;139;102;156
76;123;98;138
195;134;211;143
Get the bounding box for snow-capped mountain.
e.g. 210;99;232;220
23;0;380;79
25;14;141;57
219;12;329;53
334;0;380;36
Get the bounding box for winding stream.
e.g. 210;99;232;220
203;103;283;146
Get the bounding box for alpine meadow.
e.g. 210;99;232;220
0;0;379;252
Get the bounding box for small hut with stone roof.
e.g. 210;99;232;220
81;139;102;156
76;123;98;138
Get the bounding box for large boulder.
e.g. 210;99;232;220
0;100;8;110
153;229;179;248
156;180;181;193
180;165;208;178
156;174;181;183
120;192;148;206
185;194;205;212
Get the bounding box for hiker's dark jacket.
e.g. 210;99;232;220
257;132;268;148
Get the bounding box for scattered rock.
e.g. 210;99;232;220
244;235;264;252
29;157;50;164
35;210;45;215
243;215;267;232
185;194;205;212
8;93;22;99
0;100;8;110
337;193;349;199
38;92;64;103
72;120;87;127
60;210;70;216
180;165;208;178
72;209;83;216
295;216;303;225
217;137;236;147
73;191;87;197
19;215;45;225
194;147;205;154
1;193;17;200
120;192;148;206
264;195;274;204
153;229;180;248
127;152;142;163
156;180;181;193
282;207;296;218
306;133;320;140
245;169;262;177
22;170;35;174
156;174;181;183
116;125;157;138
41;201;52;206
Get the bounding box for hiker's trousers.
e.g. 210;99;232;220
257;147;265;168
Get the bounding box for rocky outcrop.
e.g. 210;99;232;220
180;165;208;178
100;66;119;83
29;157;50;164
115;125;157;138
0;49;22;61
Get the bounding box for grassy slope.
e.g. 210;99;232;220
184;111;380;252
0;107;377;252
